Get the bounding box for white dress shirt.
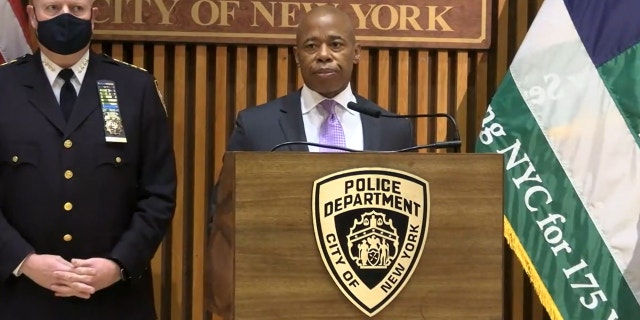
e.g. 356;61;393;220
41;50;90;103
300;83;363;152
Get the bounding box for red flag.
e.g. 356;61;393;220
0;0;32;64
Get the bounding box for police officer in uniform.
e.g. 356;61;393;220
0;0;176;319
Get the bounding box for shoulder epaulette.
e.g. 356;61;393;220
0;54;29;67
105;54;148;73
0;60;16;67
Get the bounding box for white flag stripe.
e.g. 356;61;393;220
0;0;31;61
510;0;640;300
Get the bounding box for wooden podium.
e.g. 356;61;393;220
207;152;503;319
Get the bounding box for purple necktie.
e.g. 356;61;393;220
318;99;346;152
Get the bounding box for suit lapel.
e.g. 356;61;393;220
358;97;382;151
23;53;66;133
65;52;101;137
278;92;309;151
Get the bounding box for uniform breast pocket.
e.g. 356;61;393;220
0;144;41;192
92;147;137;198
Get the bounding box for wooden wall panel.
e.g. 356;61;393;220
375;49;390;108
213;46;229;199
171;44;188;320
255;47;269;105
235;46;248;114
435;51;449;153
192;45;208;320
495;0;510;88
395;49;410;116
355;49;370;97
415;51;430;149
91;1;552;319
111;43;123;60
276;47;290;97
456;52;469;151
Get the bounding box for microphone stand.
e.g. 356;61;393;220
270;141;461;153
347;102;461;153
270;142;362;152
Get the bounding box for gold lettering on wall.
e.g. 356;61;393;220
398;5;421;31
92;0;491;49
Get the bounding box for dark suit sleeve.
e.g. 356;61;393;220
401;117;415;149
383;113;414;150
227;111;252;151
0;212;34;280
109;75;176;279
210;109;247;232
0;65;35;280
210;110;249;236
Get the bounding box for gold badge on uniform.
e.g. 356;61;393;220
97;80;127;143
312;168;430;317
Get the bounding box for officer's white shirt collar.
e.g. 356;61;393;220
41;50;90;86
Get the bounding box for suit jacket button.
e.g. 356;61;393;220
64;170;73;179
63;234;73;242
64;140;73;149
11;156;18;163
64;202;73;211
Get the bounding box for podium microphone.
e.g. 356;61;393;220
347;102;461;152
270;141;362;152
392;140;461;152
270;141;461;152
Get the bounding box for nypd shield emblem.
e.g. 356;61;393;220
312;168;430;317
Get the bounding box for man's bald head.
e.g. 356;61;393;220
296;6;356;44
293;5;360;98
30;0;94;5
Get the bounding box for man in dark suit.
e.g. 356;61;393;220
227;5;413;152
210;5;414;225
0;0;176;319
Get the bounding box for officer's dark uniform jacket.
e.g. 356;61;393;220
0;51;176;320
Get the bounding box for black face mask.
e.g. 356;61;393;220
36;13;92;55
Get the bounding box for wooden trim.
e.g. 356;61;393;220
191;45;208;320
